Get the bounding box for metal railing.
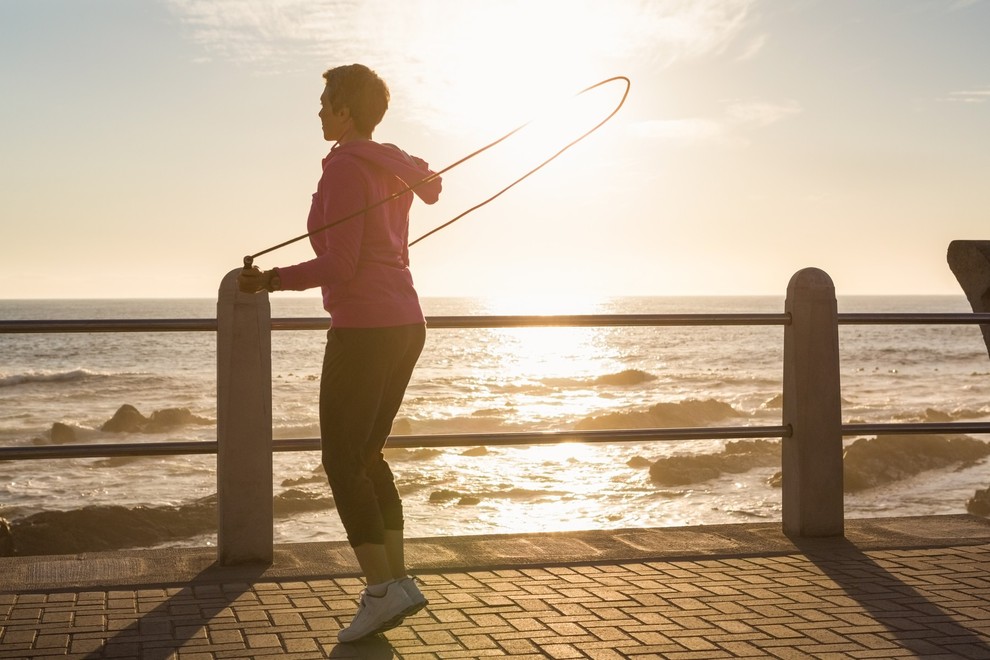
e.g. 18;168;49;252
3;267;990;563
3;310;988;463
0;312;793;463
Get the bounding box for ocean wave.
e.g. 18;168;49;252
892;407;990;423
575;398;741;431
648;439;780;487
541;369;658;389
429;486;568;506
0;369;100;388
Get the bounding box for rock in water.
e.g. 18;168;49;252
144;408;212;433
100;405;212;433
649;439;780;486
101;404;148;433
50;422;78;444
4;496;218;556
843;435;990;492
968;488;990;516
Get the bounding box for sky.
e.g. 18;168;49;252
1;0;988;301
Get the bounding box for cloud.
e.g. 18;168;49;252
165;0;761;131
944;89;990;104
735;33;768;61
950;0;984;10
726;100;802;126
630;118;728;144
633;98;801;146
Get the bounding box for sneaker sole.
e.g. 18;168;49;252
371;598;429;635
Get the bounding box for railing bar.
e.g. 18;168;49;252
0;319;219;333
838;313;990;325
0;314;792;334
5;420;989;460
0;441;218;461
0;426;791;461
843;422;990;436
5;312;990;334
273;426;793;451
420;314;788;329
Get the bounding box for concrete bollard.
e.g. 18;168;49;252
947;240;990;360
781;268;844;537
217;268;273;565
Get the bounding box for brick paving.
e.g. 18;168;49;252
3;526;990;658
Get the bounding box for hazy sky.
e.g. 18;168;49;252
2;0;988;300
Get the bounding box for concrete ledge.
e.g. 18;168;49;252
3;514;989;593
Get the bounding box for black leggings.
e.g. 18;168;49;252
319;323;425;547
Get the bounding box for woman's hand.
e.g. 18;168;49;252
238;266;279;293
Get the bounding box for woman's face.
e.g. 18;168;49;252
319;86;350;142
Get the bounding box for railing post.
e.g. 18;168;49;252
216;268;273;565
782;267;844;537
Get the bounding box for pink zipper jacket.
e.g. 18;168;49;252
277;141;442;327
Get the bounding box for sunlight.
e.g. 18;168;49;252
480;291;609;315
480;82;625;185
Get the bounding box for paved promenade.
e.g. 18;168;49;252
2;515;990;659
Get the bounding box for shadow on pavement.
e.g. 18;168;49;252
83;563;269;660
328;634;396;658
793;536;990;656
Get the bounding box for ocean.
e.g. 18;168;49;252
1;295;989;556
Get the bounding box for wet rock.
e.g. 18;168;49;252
627;456;652;469
31;422;79;445
144;408;212;433
429;489;461;503
391;418;413;435
843;435;990;492
648;439;780;487
50;422;78;444
273;489;334;517
4;496;218;556
100;405;212;434
101;404;147;433
281;474;325;488
593;369;657;386
967;488;990;516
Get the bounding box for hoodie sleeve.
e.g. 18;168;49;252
275;158;368;291
356;142;442;205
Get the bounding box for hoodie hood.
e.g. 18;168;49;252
325;140;442;205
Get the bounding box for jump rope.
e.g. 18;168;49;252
242;75;631;271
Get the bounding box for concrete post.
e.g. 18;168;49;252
782;268;844;537
217;268;273;565
946;240;990;360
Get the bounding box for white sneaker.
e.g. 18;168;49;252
337;581;414;643
398;576;429;618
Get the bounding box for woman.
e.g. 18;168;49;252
239;63;442;643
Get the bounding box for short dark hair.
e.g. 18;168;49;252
323;64;390;135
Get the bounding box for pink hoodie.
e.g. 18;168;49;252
277;141;442;327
